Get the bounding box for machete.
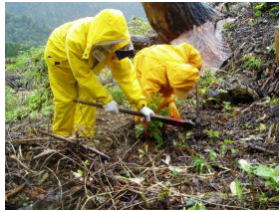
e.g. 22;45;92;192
73;99;194;129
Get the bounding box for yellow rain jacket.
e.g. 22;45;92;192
44;9;146;137
134;43;202;119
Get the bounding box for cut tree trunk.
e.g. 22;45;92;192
142;2;219;43
138;2;233;69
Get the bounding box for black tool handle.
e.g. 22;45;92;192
73;99;194;128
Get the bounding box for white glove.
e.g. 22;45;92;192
103;100;119;113
140;106;155;122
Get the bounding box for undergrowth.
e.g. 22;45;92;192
5;46;53;124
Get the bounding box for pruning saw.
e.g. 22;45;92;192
73;99;195;129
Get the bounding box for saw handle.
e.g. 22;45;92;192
73;99;194;128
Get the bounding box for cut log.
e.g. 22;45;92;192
141;2;233;69
142;2;219;42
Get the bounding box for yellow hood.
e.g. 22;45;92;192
167;63;200;98
82;9;131;59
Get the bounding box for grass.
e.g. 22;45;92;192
5;46;53;123
242;55;262;69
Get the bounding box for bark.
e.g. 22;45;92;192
142;2;220;43
140;2;232;69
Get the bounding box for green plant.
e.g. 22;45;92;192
192;156;210;174
257;192;269;204
254;165;279;191
223;101;233;111
134;93;170;147
242;55;262;69
253;11;262;18
5;87;29;122
157;188;169;200
128;17;152;36
188;203;207;210
219;139;233;156
204;129;220;138
230;178;243;199
269;6;279;18
137;144;149;158
5;46;53;123
265;96;279;105
204;149;218;161
135;120;164;147
185;198;207;210
199;70;218;90
258;123;267;132
223;21;235;29
170;170;179;177
106;84;129;108
241;123;254;129
239;159;279;192
253;2;279;19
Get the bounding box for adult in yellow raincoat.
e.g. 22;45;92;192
134;43;202;119
44;9;154;137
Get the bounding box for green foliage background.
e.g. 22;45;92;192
5;2;146;57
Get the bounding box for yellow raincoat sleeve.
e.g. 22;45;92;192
183;43;203;69
66;39;112;105
109;56;147;110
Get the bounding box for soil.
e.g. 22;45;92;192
5;3;279;210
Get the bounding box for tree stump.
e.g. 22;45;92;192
140;2;233;69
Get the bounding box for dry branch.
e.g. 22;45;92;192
36;129;111;160
5;183;26;200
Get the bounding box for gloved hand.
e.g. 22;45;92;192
140;106;155;122
103;100;119;113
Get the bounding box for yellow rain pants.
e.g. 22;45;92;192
44;9;147;137
134;43;202;119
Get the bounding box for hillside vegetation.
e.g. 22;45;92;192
5;2;146;57
5;2;279;210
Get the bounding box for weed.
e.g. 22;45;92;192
204;149;218;161
204;129;220;138
137;144;149;158
258;192;269;204
134;93;171;147
5;46;53;123
219;139;233;156
239;159;279;192
157;188;169;200
253;11;262;18
224;139;233;144
253;2;279;19
230;179;243;199
223;21;235;29
170;170;179;177
241;123;254;129
199;69;218;88
76;169;84;177
185;198;207;210
128;17;152;36
187;203;207;210
223;101;233;111
192;156;210;174
265;96;279;105
6;87;29;122
106;84;129;108
258;123;267;132
242;55;262;69
255;165;279;191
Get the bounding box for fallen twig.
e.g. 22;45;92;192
5;183;26;200
12;138;51;145
36;129;111;160
10;155;37;174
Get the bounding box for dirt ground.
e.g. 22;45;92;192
5;3;279;210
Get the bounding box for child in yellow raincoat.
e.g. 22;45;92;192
134;43;202;119
44;9;154;137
